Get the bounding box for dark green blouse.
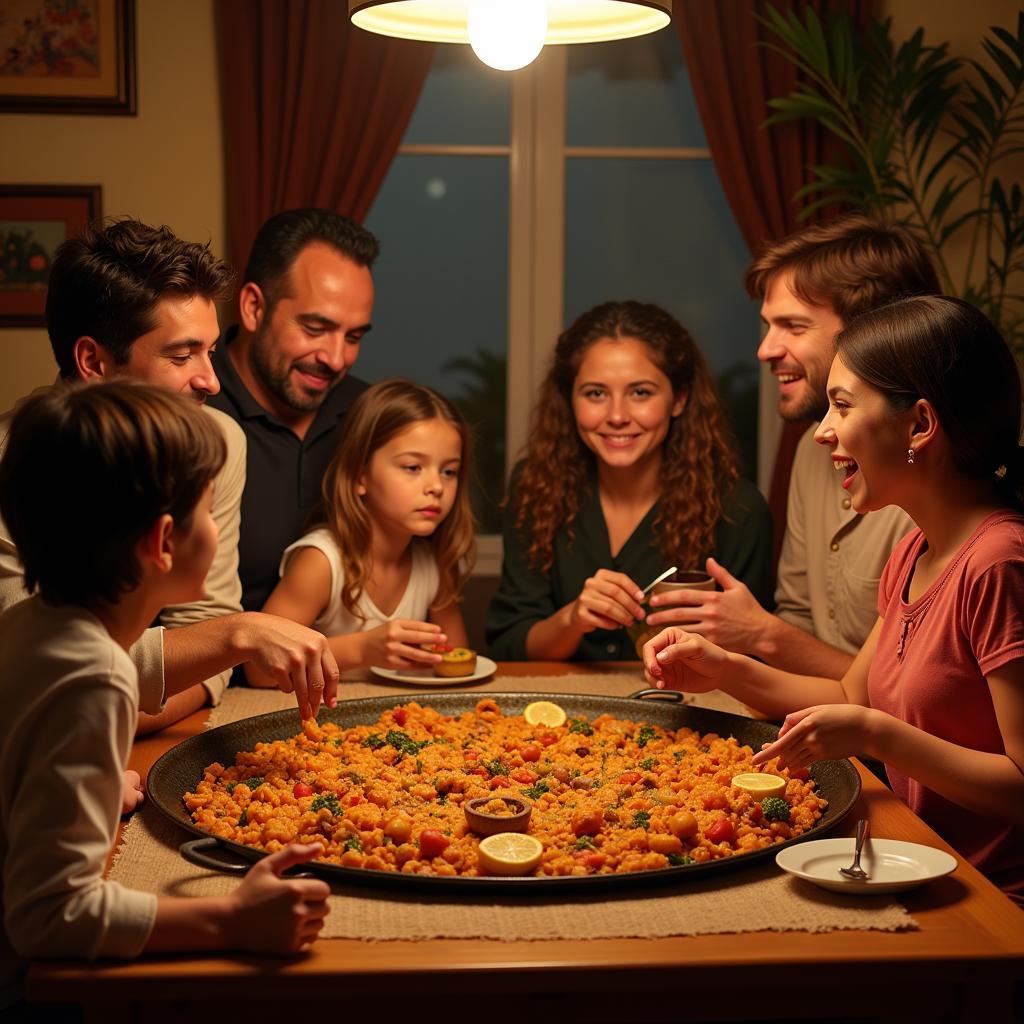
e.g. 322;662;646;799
485;473;773;661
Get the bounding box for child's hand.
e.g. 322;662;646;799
121;769;144;815
359;620;447;669
641;626;729;693
224;843;331;954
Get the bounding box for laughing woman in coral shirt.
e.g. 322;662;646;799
644;295;1024;906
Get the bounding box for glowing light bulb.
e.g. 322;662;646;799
467;0;548;72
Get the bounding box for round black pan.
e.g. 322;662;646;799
148;689;860;893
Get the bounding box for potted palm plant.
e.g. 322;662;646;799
761;5;1024;354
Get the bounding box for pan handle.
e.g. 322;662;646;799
628;688;686;702
179;837;251;875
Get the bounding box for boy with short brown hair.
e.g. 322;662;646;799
0;382;329;1012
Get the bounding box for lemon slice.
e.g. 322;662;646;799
523;700;567;727
477;832;544;876
732;772;787;801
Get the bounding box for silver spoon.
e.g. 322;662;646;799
839;818;870;881
640;566;678;597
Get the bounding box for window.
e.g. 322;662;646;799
364;32;759;571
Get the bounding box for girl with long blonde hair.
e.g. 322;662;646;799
264;380;476;670
486;300;772;661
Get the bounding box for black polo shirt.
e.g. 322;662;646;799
209;326;368;611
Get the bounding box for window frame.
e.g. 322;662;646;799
394;45;777;574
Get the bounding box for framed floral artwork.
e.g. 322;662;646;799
0;0;136;114
0;184;101;326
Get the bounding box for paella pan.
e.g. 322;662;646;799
149;689;861;892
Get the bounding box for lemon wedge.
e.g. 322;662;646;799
477;832;544;876
731;772;787;801
523;700;567;727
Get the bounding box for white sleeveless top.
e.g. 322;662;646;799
279;528;440;636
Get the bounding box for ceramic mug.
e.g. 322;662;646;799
626;569;714;657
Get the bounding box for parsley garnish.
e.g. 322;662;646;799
632;810;651;830
568;718;594;736
522;779;550;800
311;793;343;815
573;836;597;851
639;757;657;771
636;725;658;748
386;729;429;758
343;834;363;852
484;757;509;777
363;734;386;749
667;853;694;866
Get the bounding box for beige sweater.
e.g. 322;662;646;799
0;597;158;1007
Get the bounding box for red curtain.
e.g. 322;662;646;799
674;0;868;567
217;1;435;270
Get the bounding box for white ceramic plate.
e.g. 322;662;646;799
776;837;957;894
370;655;498;687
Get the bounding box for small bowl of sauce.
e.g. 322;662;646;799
464;795;532;836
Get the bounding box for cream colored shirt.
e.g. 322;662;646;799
280;529;439;636
0;597;158;1007
774;424;915;654
0;387;245;706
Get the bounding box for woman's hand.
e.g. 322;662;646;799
752;704;878;771
224;843;331;954
641;626;730;692
357;619;448;669
644;557;771;655
568;570;645;633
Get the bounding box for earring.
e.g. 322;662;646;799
907;447;915;465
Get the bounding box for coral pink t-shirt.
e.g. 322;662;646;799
869;511;1024;905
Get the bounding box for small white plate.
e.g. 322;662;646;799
370;655;497;687
776;837;957;894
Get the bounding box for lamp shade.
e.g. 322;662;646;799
349;0;672;45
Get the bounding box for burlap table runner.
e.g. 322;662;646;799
111;674;917;939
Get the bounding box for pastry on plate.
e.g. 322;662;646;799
427;643;478;677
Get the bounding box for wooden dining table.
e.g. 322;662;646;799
26;662;1024;1024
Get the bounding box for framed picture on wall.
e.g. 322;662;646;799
0;184;102;327
0;0;136;114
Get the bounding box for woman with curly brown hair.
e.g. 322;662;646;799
486;300;772;661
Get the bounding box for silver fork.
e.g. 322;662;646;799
839;818;870;880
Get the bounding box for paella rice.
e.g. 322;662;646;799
184;698;827;877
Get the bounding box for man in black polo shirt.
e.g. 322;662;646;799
209;209;378;611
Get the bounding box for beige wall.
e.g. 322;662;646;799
0;0;224;411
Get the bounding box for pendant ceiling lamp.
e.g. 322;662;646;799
349;1;672;72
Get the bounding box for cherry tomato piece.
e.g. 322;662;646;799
464;749;480;760
705;819;735;844
393;708;408;727
521;744;541;762
537;732;558;746
618;771;642;786
511;769;538;784
293;782;313;799
418;829;450;858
